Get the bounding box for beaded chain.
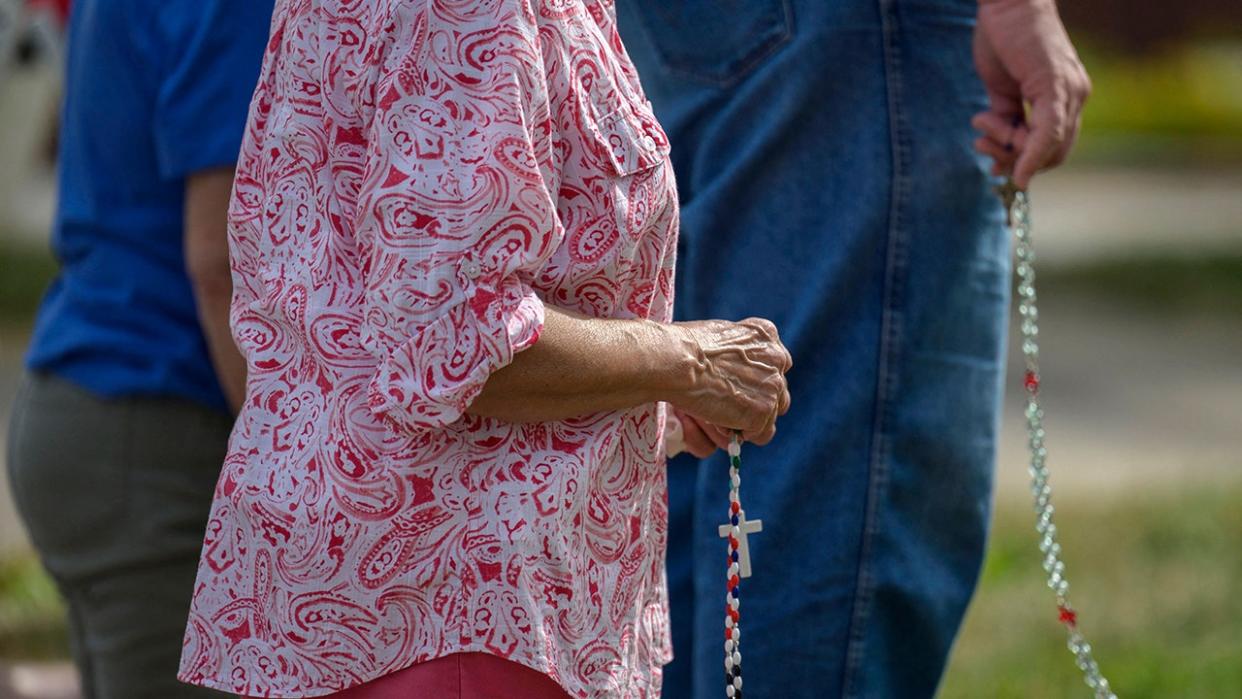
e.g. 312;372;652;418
1003;181;1117;699
723;434;744;698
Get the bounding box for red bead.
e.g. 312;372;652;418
728;575;740;590
731;501;740;514
728;607;740;623
1024;371;1040;393
1058;604;1077;627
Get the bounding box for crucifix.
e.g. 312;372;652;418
718;508;763;579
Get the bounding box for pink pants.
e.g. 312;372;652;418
249;653;573;699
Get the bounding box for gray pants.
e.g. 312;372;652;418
6;372;233;699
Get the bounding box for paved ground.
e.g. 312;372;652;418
0;663;75;699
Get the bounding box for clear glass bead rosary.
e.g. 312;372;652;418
716;182;1118;699
999;179;1116;698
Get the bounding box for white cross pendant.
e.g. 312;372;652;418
718;509;764;578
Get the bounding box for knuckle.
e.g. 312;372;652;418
750;317;778;337
758;426;776;446
1048;121;1068;146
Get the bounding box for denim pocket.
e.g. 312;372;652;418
624;0;794;86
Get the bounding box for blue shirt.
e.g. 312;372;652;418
26;0;274;413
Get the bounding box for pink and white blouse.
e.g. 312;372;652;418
177;1;679;697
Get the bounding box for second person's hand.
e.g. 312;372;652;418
971;0;1091;188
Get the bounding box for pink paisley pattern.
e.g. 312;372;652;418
177;1;678;697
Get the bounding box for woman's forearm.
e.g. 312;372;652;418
469;305;792;442
466;306;693;423
185;168;246;414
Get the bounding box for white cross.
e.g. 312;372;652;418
718;509;764;578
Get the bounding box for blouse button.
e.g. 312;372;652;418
462;260;482;279
642;135;657;151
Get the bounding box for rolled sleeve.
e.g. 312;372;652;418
358;4;561;433
366;276;545;432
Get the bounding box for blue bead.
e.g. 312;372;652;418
731;587;739;599
731;514;739;526
731;550;739;562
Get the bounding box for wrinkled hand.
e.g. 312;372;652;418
668;406;734;458
971;0;1091;188
669;317;792;446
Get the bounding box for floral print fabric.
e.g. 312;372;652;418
177;0;679;696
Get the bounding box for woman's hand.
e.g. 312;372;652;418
666;318;792;446
668;406;734;458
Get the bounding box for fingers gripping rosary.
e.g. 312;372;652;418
715;183;1116;699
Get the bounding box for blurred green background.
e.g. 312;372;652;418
1;1;1240;697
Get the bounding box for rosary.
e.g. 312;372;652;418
717;181;1117;699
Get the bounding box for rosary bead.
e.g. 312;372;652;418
1006;188;1114;697
1024;371;1040;393
1058;605;1078;627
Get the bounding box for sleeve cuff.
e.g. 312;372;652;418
365;278;545;433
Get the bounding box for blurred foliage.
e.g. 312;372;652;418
1073;41;1242;165
942;480;1242;698
1039;255;1242;315
0;554;66;659
1061;0;1242;57
0;237;55;325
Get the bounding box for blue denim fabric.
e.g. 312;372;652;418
616;1;1010;697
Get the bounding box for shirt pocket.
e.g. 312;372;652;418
563;88;675;317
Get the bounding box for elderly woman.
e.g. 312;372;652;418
177;1;791;697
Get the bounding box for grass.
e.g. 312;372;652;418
0;554;67;660
0;238;55;325
940;481;1242;698
1;481;1239;698
1072;41;1242;167
1038;254;1242;316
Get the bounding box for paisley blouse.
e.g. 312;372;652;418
177;1;679;697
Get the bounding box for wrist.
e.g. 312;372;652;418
647;322;703;406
